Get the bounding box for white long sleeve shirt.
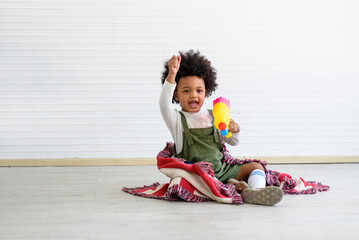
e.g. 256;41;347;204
159;80;239;154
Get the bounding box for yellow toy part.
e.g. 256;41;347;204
213;98;232;138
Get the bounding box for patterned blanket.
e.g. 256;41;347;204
122;142;329;205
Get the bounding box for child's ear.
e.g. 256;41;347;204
174;90;179;101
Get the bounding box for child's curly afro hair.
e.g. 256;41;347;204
161;50;218;103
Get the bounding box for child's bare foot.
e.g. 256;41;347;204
226;178;249;194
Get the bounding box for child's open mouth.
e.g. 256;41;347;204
189;101;199;109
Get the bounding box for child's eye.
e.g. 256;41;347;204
197;89;203;93
183;90;190;93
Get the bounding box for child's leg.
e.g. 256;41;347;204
235;162;265;186
227;162;265;192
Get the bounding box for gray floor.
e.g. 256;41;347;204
0;164;358;240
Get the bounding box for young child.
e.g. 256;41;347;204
160;50;283;206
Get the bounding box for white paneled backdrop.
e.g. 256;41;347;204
0;0;358;161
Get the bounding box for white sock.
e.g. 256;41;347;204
247;169;266;189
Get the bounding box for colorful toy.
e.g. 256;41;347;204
213;97;232;138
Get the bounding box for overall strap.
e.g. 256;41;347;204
208;109;220;143
179;112;194;146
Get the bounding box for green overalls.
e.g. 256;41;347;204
173;111;241;183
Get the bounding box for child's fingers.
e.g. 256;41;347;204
229;119;240;133
168;56;176;67
168;55;181;73
169;55;176;63
169;55;180;64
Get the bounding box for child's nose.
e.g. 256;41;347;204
190;91;198;98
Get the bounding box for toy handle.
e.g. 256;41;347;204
220;129;232;138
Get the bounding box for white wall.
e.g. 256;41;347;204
0;0;358;159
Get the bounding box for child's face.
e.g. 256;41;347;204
174;76;206;113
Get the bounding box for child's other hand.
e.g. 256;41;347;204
228;119;240;133
167;55;181;77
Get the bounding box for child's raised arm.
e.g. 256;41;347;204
166;55;181;84
159;55;182;145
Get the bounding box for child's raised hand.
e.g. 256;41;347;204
167;55;181;77
228;119;240;133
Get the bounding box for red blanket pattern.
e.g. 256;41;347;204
122;142;329;205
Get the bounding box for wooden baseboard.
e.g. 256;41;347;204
0;156;358;167
0;158;156;167
254;156;359;164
